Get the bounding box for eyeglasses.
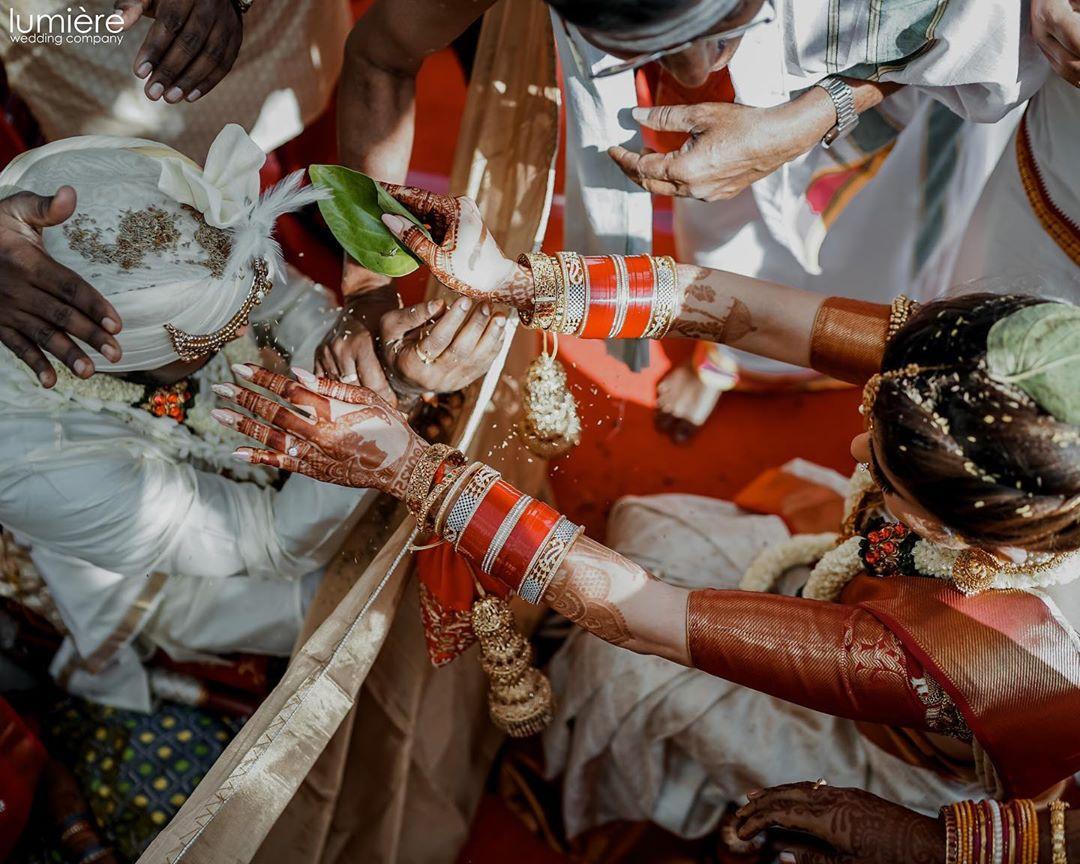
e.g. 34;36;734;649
591;0;776;80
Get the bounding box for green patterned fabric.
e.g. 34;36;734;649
44;698;242;862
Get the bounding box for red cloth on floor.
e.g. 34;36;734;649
0;696;48;860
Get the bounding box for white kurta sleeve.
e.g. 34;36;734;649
0;433;373;581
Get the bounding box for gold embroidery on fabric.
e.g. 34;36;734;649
418;581;476;666
64;206;181;270
912;673;972;740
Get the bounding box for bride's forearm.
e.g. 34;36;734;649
541;535;692;664
668;264;824;368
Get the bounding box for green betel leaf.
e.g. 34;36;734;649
308;165;431;278
986;302;1080;424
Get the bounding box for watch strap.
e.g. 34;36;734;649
815;76;859;149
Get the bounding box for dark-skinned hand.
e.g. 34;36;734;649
114;0;243;104
734;782;945;864
0;187;122;386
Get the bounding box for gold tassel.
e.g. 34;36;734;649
517;333;581;458
471;594;554;737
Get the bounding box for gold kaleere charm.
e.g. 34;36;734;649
951;548;1001;595
471;595;554;737
517;335;581;458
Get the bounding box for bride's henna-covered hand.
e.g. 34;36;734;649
734;783;945;864
378;184;534;310
209;364;426;498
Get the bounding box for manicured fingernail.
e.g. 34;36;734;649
38;371;54;386
481;303;491;316
456;297;472;311
493;315;506;328
746;789;763;800
631;107;646;120
779;853;796;864
211;383;236;398
230;363;254;379
164;86;183;103
147;82;164;100
427;299;442;314
292;367;318;387
136;61;152;78
211;408;235;426
102;344;121;362
102;316;121;334
232;450;251;463
381;214;404;233
185;89;202;103
74;358;92;377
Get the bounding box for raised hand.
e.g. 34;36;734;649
1032;0;1080;86
113;0;244;103
378;184;534;311
609;101;824;202
209;364;427;498
0;187;122;386
734;782;945;864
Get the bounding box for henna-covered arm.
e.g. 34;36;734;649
540;536;928;728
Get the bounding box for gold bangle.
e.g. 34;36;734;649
1052;801;1070;864
518;253;560;330
432;461;482;535
405;443;462;515
646;255;679;339
416;464;466;533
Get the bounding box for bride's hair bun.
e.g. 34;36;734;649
872;293;1080;552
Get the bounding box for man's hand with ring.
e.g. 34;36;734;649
386;296;506;395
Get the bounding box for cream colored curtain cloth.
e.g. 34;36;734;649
136;2;559;862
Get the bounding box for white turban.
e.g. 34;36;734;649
0;124;326;372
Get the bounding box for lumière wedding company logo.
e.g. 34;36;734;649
7;7;126;46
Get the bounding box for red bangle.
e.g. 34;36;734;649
616;254;655;338
458;479;523;566
580;256;618;339
491;499;561;589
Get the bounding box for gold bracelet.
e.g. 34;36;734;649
416;463;466;532
432;461;482;535
405;443;462;515
518;253;560;330
646;255;679;338
1052;801;1070;864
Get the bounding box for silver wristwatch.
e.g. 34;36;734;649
814;76;858;149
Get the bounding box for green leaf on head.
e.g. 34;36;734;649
308;165;432;278
986;301;1080;424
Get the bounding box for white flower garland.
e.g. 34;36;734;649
739;533;840;593
3;335;274;485
739;468;1080;599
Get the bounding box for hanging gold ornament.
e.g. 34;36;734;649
951;548;1000;595
518;334;581;458
471;594;554;737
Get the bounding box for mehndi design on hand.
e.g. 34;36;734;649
210;364;425;497
379;184;534;310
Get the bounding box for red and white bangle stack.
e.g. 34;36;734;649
429;460;583;604
518;252;679;340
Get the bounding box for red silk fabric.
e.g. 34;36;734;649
0;697;47;860
848;575;1080;798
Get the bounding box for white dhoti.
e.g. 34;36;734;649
543;493;982;840
951;73;1080;300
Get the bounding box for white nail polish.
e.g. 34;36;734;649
211;408;235;426
211;383;235;397
232;450;252;463
231;363;254;379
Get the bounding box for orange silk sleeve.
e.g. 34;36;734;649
686;589;929;728
809;297;891;385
